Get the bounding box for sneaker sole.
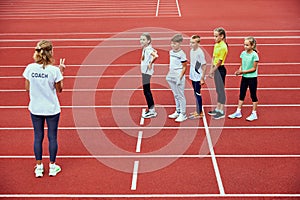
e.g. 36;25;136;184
175;118;187;122
142;114;157;118
246;118;257;121
35;174;43;178
213;115;225;119
49;168;61;176
168;115;179;119
228;116;242;119
207;112;217;116
189;116;202;120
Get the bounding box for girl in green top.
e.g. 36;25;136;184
228;37;259;121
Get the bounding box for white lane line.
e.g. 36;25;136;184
1;88;300;92
1;43;299;49
2;74;300;79
140;108;146;125
0;36;300;42
1;126;300;131
202;107;225;195
136;131;143;153
156;0;160;16
1;104;300;109
175;0;181;17
0;62;299;68
0;30;299;36
131;160;139;190
1;194;299;198
1;155;299;159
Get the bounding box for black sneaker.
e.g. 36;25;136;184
208;109;218;116
213;112;225;119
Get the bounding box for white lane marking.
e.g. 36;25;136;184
131;161;139;190
140;108;146;125
202;107;225;195
136;131;143;153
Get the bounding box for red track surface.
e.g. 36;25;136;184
0;0;300;199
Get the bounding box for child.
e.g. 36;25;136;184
189;35;207;119
23;40;65;177
208;27;228;119
166;34;188;122
140;33;159;118
228;36;259;121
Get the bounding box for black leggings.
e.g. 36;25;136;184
142;73;154;109
239;76;258;102
192;81;202;114
214;65;226;104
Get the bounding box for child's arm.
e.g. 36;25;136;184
235;61;258;75
176;61;187;85
200;64;207;85
209;59;222;77
148;50;159;70
180;61;187;80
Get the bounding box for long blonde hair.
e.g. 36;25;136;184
33;40;54;68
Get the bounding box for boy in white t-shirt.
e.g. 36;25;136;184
189;35;207;119
166;34;188;122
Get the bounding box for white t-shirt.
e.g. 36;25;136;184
23;63;63;115
141;45;155;75
189;47;206;81
169;49;187;71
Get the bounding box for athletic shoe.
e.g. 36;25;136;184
168;111;179;119
34;164;44;178
228;112;242;119
208;109;218;116
49;163;61;176
189;111;198;116
175;113;187;122
213;112;225;119
142;110;157;118
189;112;203;119
246;113;258;121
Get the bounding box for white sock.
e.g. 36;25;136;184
236;108;241;113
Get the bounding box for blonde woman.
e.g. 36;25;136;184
23;40;65;177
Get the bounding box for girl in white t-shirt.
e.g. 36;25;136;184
140;33;159;118
189;35;207;119
23;40;65;178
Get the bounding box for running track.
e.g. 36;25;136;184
0;0;299;199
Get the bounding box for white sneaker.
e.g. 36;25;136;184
49;163;61;176
228;112;242;119
175;113;187;122
168;111;179;119
142;110;157;118
246;112;258;121
34;164;44;178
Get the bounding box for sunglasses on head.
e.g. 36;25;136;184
35;48;42;52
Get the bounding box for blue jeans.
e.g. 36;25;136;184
30;113;60;162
